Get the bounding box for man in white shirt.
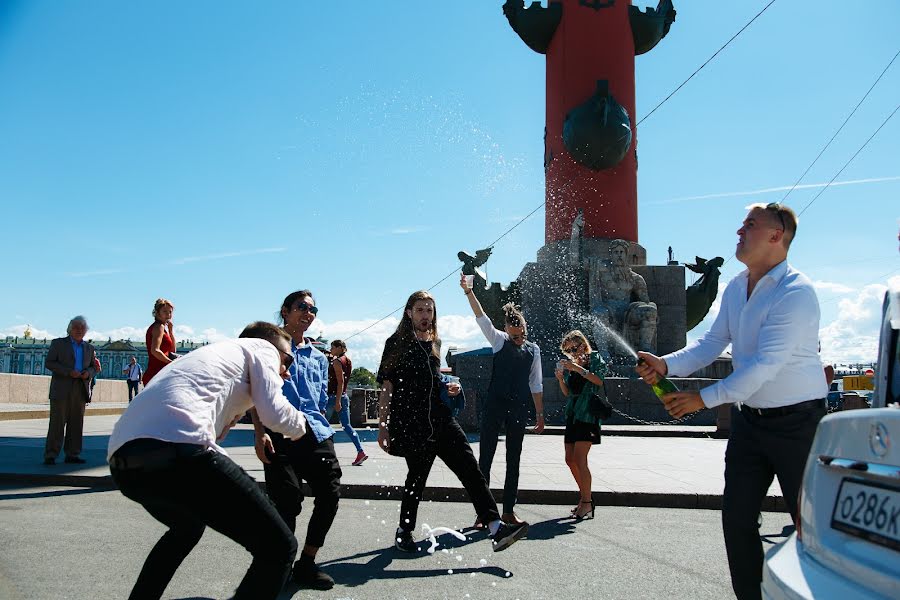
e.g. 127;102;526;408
637;203;827;600
108;322;308;600
122;355;143;401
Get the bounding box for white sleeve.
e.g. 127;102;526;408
664;281;734;379
529;345;544;393
700;286;819;408
249;346;308;440
476;314;507;353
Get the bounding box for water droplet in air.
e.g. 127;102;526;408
447;569;454;574
479;559;487;567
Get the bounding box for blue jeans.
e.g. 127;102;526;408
328;393;363;453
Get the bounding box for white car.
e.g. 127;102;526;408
762;280;900;599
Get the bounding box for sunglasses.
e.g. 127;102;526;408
765;202;786;231
277;348;294;370
292;301;319;315
563;342;583;354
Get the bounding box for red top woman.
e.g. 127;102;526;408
143;298;176;385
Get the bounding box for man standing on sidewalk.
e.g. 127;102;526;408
328;340;368;466
43;315;97;465
122;356;143;401
250;289;340;591
636;203;827;600
377;290;529;554
460;274;544;525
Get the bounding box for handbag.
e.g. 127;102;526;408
589;387;613;420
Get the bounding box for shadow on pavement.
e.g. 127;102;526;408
760;524;795;545
517;516;580;541
0;485;106;501
319;535;513;588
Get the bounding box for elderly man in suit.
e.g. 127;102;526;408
43;315;98;465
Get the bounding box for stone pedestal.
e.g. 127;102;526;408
517;241;687;376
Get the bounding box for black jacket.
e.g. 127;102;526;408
376;333;450;456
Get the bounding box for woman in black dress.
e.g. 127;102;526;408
555;330;607;520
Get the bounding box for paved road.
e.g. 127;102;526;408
0;483;793;599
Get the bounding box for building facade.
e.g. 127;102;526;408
0;331;208;380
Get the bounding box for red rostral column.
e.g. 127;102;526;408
503;0;675;245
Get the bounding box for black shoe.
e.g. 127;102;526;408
291;558;334;590
492;520;529;552
394;528;417;553
43;457;55;466
64;456;86;464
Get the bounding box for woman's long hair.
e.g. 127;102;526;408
560;329;592;360
382;291;441;373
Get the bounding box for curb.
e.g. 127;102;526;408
0;473;787;513
0;407;126;421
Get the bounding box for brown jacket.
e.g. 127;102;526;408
45;336;97;402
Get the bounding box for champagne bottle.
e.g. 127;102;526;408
637;358;679;398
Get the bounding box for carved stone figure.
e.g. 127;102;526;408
569;211;658;355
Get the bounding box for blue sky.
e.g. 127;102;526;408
2;1;898;371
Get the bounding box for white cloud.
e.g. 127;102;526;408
1;324;58;340
819;279;895;364
310;314;487;371
169;247;287;265
813;280;855;295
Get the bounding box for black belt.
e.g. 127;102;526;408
739;399;825;418
109;439;207;471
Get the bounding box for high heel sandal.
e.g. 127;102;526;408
574;500;595;520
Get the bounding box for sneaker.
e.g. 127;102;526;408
291;558;334;590
352;451;368;466
394;528;417;553
491;521;529;552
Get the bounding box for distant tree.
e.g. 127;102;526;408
348;367;377;389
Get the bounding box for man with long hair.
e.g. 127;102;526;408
461;274;544;526
377;290;529;553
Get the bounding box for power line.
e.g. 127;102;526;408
781;48;900;204
797;101;900;217
722;96;900;270
637;0;777;127
346;3;782;342
345;202;547;341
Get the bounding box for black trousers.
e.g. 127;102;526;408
111;438;296;600
263;430;342;549
479;400;527;514
401;418;501;533
722;403;825;600
127;379;140;401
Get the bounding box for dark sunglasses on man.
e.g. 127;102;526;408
277;349;294;370
765;202;786;230
292;301;319;315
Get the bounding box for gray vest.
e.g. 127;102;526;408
487;339;536;408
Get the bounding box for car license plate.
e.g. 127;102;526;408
831;478;900;552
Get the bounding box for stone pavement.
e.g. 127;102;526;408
0;414;786;511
